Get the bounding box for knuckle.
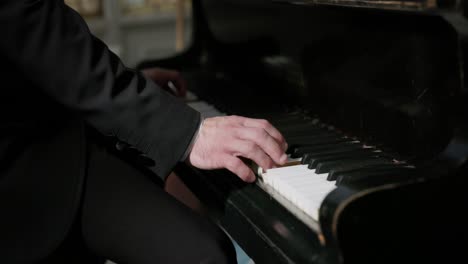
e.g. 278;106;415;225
244;142;257;153
233;127;243;138
268;158;276;168
258;119;270;128
261;155;274;168
263;156;274;166
250;128;268;142
258;129;269;140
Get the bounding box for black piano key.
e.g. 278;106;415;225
307;149;383;170
287;136;356;154
292;143;359;158
282;127;336;138
278;122;326;133
303;149;369;168
297;142;365;159
287;138;353;155
287;126;340;137
270;115;319;126
335;167;415;186
329;164;408;181
315;156;388;173
315;158;392;174
330;165;397;182
286;134;345;146
299;143;364;162
271;117;310;127
267;112;304;120
286;132;336;141
272;115;313;124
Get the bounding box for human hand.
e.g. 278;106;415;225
187;116;288;182
141;67;187;97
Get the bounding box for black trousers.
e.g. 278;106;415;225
45;138;237;264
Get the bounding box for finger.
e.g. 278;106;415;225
141;69;172;92
229;139;276;171
223;155;256;183
149;68;180;80
165;70;187;97
235;128;287;165
141;68;186;96
221;116;285;146
165;81;178;96
240;118;287;151
141;68;156;78
141;68;173;81
172;77;187;97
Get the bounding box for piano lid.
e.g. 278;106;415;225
192;0;463;163
272;0;455;12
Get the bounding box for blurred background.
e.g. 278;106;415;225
65;0;192;67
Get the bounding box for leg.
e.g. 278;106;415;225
80;142;236;264
164;172;207;214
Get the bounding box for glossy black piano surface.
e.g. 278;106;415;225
138;1;468;263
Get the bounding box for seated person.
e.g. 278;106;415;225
0;1;288;264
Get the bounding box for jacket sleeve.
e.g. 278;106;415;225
0;0;200;180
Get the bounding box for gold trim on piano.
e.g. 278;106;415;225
273;0;440;11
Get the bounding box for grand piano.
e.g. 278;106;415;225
138;1;468;263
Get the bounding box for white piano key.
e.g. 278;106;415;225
286;177;327;204
281;174;331;211
187;101;212;108
187;101;227;119
187;101;217;112
200;110;226;118
262;164;337;221
293;175;335;197
185;90;199;101
264;165;309;177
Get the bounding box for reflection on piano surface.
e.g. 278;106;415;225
139;0;468;263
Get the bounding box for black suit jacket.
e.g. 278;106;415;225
0;1;200;263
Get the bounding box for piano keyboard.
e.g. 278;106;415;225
187;98;415;229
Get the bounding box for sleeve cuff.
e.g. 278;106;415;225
180;116;205;162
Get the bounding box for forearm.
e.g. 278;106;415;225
0;0;199;179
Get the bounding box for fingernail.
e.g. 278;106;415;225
280;153;287;164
